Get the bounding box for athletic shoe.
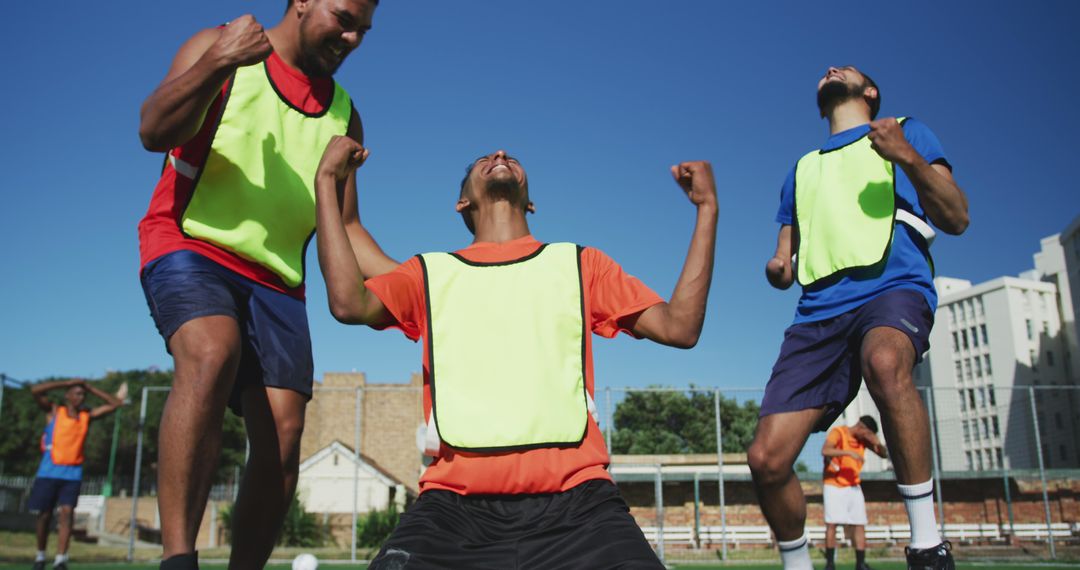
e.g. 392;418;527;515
905;541;954;570
823;562;836;570
52;563;68;570
31;562;45;570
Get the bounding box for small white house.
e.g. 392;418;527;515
296;441;408;514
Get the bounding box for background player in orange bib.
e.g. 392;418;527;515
822;415;887;570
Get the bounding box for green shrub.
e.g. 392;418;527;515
217;495;329;547
356;505;400;548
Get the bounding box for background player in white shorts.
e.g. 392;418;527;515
822;416;887;570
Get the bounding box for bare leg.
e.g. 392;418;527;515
228;387;307;570
825;523;837;548
852;524;866;550
36;510;52;551
158;316;241;558
747;408;826;541
860;327;931;485
56;506;74;554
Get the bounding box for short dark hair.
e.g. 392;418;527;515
859;70;881;120
288;0;380;9
859;415;879;434
458;159;478;234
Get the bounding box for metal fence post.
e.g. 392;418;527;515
1002;463;1015;539
605;386;613;452
351;387;362;562
1028;386;1056;559
654;463;665;564
924;388;945;537
713;389;727;561
692;472;701;549
128;387;149;562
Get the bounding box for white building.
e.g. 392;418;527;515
295;441;409;514
916;272;1078;471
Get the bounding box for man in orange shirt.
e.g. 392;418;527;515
28;379;126;570
312;137;718;568
822;415;887;570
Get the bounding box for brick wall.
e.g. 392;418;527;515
618;476;1080;528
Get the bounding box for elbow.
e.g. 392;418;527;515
139;124;168;152
945;213;970;236
328;296;366;325
670;330;701;350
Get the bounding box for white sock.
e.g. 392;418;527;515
898;479;941;549
778;533;814;570
35;551;46;562
53;553;68;565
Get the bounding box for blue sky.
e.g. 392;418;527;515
1;0;1078;400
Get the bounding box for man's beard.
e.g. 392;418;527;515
297;27;341;77
817;80;863;116
485;178;524;207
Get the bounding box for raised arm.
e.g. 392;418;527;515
30;379;77;412
337;112;400;278
87;382;128;420
139;15;272;151
315;136;393;326
765;224;797;290
822;436;863;464
868;118;969;235
630;161;718;349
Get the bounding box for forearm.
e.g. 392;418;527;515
30;379;73;395
139;55;233;151
84;384;123;407
766;225;795;289
898;157;969;235
663;205;718;346
316;175;380;323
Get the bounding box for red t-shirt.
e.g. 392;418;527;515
365;235;664;495
137;51;336;298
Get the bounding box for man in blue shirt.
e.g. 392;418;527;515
28;379;126;570
749;66;969;570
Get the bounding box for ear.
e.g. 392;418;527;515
526;201;536;214
455;197;471;213
863;85;879;103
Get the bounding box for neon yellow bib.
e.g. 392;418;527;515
420;243;588;451
795;118;911;286
181;62;352;288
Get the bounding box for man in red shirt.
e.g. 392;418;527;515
822;416;887;570
313;137;718;568
137;2;382;568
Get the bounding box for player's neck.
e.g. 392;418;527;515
471;204;531;244
265;21;302;74
826;102;871;135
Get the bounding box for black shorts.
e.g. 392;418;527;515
141;250;314;415
760;289;933;431
27;477;81;513
369;480;664;570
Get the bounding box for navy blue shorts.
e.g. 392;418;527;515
761;289;933;431
369;480;663;569
27;477;81;512
141;250;314;414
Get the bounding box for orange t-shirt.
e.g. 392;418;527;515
365;235;664;495
823;425;865;487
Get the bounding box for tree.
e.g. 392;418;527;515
611;387;759;455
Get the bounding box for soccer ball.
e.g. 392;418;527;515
292;553;319;570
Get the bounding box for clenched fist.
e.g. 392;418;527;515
670;161;718;210
207;15;273;69
317;135;369;182
868;118;918;167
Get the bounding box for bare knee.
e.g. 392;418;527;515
864;350;916;402
748;439;794;486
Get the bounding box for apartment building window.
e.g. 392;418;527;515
980;324;988;345
1047;351;1054;366
949;306;956;325
982;418;990;439
971;326;979;348
976;450;984;470
962;330;970;349
965;358;973;380
1030;349;1039;371
996;448;1003;468
952;332;959;352
992;416;1000;436
966;452;973;470
988;386;996;406
977;298;984;316
1026;319;1033;341
975;358;983;377
978;388;987;409
954;361;963;382
968;389;976;410
963;421;970;442
959;391;967;411
985;355;992;375
1042;321;1049;335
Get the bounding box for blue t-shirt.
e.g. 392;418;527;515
35;412;84;481
775;118;950;324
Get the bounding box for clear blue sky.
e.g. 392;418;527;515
1;1;1078;397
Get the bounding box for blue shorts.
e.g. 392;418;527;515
761;288;933;431
141;250;314;414
27;477;81;512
